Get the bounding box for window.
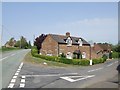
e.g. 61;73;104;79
66;37;72;46
82;52;86;59
78;38;83;46
66;52;72;59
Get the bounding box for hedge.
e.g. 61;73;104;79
112;52;120;58
31;46;106;66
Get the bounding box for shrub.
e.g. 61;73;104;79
112;52;119;58
79;60;90;66
59;53;66;58
72;59;80;65
92;58;105;65
102;54;107;61
31;47;107;66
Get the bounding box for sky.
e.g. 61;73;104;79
2;2;118;45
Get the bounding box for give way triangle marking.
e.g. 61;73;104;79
60;75;95;82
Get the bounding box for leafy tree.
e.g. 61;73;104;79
34;34;46;54
28;41;31;49
14;36;28;49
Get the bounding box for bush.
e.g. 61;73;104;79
102;54;107;61
92;58;105;65
79;60;90;66
112;52;119;58
72;59;80;65
31;47;107;66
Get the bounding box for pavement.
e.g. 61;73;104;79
0;49;30;89
0;50;119;89
8;59;119;88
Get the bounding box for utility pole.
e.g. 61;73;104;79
20;36;21;48
33;35;35;46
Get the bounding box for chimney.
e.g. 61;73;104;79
66;32;70;37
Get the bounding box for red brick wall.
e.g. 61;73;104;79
40;35;100;59
40;35;58;56
59;44;91;59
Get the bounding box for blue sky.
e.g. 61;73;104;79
2;2;118;45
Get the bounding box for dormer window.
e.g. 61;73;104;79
78;38;83;46
66;37;72;46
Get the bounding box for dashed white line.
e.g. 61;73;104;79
19;83;25;88
107;63;113;67
8;62;24;88
11;79;16;83
15;72;19;76
88;67;103;72
8;83;14;88
21;79;25;83
13;76;17;79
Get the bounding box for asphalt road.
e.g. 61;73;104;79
9;58;118;88
0;49;30;89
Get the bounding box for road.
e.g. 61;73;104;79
0;49;30;89
7;58;118;88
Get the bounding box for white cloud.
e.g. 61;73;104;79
52;18;118;44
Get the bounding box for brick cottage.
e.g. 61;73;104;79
40;32;99;59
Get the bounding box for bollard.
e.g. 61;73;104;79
90;59;92;65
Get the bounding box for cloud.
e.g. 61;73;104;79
52;18;118;44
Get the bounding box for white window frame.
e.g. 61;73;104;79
82;52;86;59
78;38;83;46
66;37;72;46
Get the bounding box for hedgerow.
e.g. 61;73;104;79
31;46;107;66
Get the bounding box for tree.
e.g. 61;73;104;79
14;36;28;49
34;34;46;54
28;41;31;49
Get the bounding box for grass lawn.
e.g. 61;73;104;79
23;52;81;67
0;46;20;52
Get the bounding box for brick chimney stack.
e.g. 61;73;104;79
66;32;70;37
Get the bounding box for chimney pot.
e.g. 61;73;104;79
66;32;70;37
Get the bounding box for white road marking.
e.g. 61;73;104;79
23;73;78;77
19;83;25;88
19;62;24;69
88;67;103;72
21;79;25;83
10;54;15;56
8;83;14;88
7;62;23;88
15;72;19;76
60;75;95;82
107;63;113;67
18;68;21;71
114;61;118;63
0;56;8;61
16;70;20;73
13;76;17;79
11;79;16;83
22;76;26;79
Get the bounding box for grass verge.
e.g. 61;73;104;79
23;52;78;67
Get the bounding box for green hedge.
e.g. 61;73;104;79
92;58;105;65
112;52;120;58
31;47;106;66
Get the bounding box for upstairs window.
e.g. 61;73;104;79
66;37;72;46
78;38;83;46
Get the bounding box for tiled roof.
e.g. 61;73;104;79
48;34;90;45
97;44;112;50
